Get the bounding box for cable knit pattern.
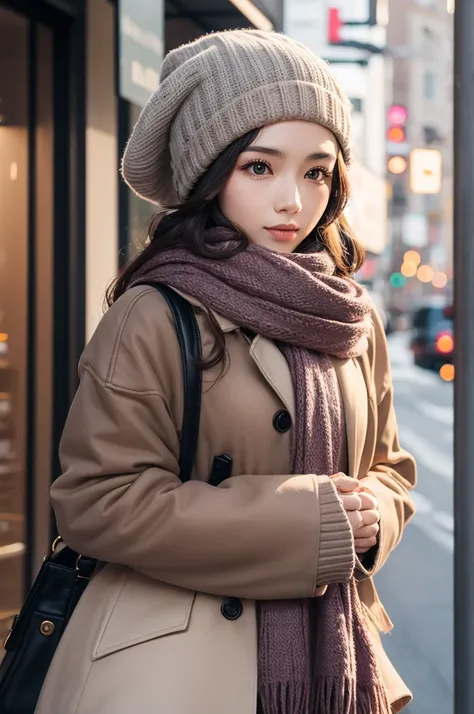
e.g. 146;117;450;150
121;29;352;206
130;243;390;714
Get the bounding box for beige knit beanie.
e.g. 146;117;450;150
122;29;352;206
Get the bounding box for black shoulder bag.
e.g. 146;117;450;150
0;285;202;714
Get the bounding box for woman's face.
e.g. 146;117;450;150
219;120;338;254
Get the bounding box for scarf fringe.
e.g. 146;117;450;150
311;676;391;714
258;682;310;714
259;678;391;714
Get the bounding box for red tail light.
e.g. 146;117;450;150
436;332;454;354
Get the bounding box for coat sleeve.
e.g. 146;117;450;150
356;311;417;579
51;290;355;601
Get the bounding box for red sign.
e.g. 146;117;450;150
328;7;342;44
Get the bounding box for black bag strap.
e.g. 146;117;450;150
149;284;202;483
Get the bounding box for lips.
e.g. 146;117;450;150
265;225;300;242
266;224;299;231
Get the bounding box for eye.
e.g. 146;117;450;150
306;167;332;182
241;159;271;177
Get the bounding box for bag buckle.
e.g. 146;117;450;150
51;535;64;554
76;554;93;579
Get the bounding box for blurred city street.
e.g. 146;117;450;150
0;0;460;710
376;331;453;714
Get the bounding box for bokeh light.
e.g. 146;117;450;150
387;126;406;143
440;364;455;382
432;272;448;289
404;250;421;266
388;156;407;174
417;265;434;283
436;334;454;354
390;272;408;288
401;261;417;278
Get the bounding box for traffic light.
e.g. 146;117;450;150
387;126;406;144
387;105;408;125
386;104;408;175
388;156;407;175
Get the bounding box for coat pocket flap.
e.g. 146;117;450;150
92;569;196;660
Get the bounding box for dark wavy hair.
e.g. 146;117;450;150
107;127;366;371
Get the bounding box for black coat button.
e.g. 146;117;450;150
221;598;243;621
273;410;292;433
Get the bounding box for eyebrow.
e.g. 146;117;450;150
244;145;337;162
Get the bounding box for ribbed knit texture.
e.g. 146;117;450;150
317;478;357;586
121;29;352;206
130;241;391;714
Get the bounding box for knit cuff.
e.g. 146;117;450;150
316;476;356;588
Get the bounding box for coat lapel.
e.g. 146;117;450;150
249;336;295;419
249;337;368;480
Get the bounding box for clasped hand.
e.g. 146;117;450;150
332;475;380;555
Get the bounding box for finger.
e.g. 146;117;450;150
338;493;362;511
355;536;378;553
347;510;364;532
359;509;380;526
333;475;361;493
359;492;378;511
354;523;379;539
359;484;377;500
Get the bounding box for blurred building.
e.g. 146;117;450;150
386;0;453;314
0;0;282;646
284;0;391;298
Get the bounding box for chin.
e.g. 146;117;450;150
271;243;299;254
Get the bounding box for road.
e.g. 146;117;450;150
375;331;453;714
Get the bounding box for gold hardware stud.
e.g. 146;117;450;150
51;536;63;554
3;630;12;649
40;620;55;636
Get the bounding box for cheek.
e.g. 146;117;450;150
220;174;256;220
305;184;332;224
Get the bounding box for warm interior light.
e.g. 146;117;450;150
229;0;273;31
0;333;8;342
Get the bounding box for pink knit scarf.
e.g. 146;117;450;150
130;240;390;714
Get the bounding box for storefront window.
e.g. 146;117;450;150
0;6;54;646
0;4;29;644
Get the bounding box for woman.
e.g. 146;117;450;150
36;29;416;714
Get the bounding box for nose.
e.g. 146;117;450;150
275;180;303;214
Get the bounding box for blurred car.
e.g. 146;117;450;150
410;298;454;370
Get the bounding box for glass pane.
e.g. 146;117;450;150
33;23;54;574
0;6;29;644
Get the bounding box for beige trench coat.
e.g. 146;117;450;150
35;285;416;714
